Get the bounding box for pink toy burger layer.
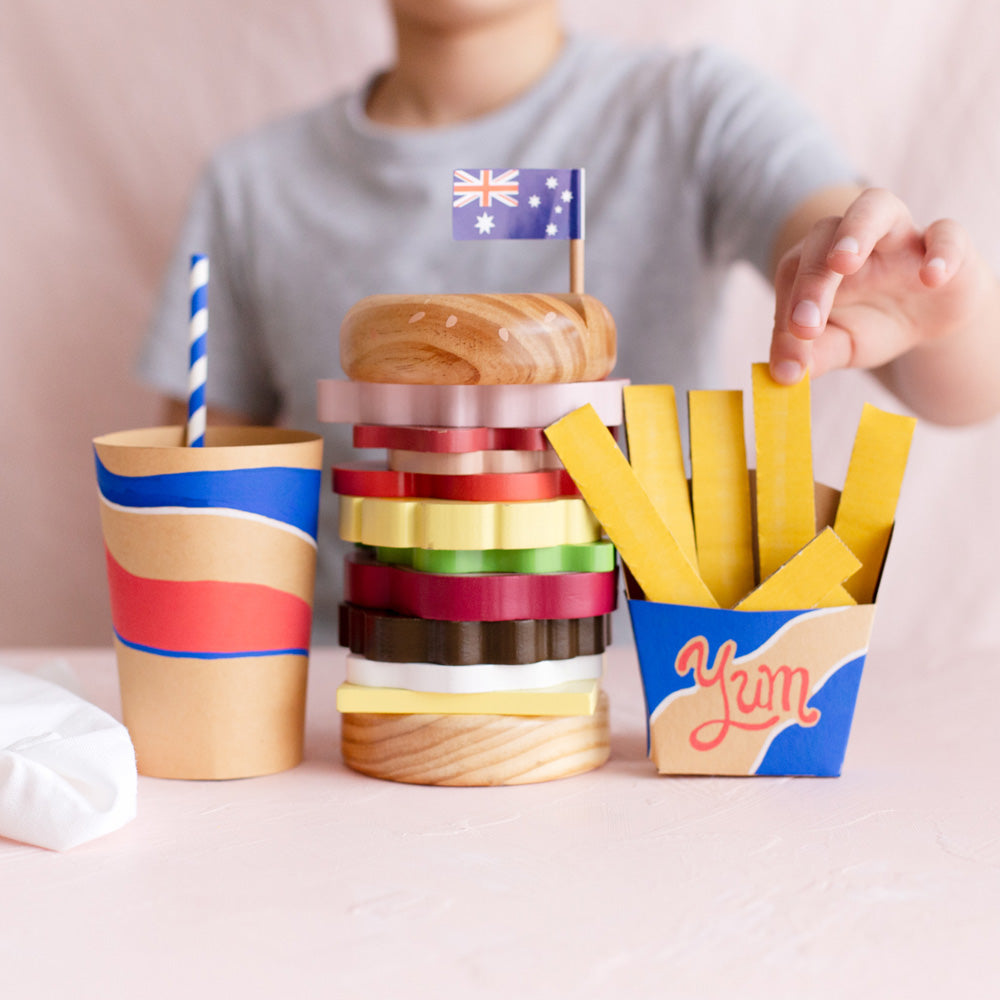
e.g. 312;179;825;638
317;379;628;428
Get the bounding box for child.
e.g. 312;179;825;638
139;0;1000;635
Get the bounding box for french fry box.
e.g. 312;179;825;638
93;426;323;780
627;596;877;777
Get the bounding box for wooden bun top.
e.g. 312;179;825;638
340;292;616;385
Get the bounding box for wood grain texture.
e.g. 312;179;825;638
340;293;616;384
340;690;610;785
339;603;611;664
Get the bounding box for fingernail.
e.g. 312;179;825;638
832;236;860;255
771;360;804;384
791;299;822;328
926;257;947;273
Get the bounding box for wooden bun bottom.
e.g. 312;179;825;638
340;691;610;786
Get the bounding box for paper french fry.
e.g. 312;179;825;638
545;404;718;608
689;390;755;608
814;584;858;608
834;404;917;604
734;527;861;612
752;362;816;579
623;384;697;566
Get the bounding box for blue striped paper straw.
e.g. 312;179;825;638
187;254;209;447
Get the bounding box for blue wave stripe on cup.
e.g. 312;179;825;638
95;453;321;540
114;630;309;660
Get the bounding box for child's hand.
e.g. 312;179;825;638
769;187;999;422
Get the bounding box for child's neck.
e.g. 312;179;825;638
366;4;564;128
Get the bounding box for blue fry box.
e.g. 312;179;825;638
628;599;876;776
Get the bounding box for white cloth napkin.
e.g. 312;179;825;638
0;663;137;851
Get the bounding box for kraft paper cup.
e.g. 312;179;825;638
628;599;876;777
94;426;324;779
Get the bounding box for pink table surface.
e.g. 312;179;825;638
3;642;998;999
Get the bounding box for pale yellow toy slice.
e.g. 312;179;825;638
336;678;600;716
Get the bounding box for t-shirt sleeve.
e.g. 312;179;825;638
683;47;860;277
135;161;281;423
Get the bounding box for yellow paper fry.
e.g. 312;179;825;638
814;584;858;608
734;527;862;612
752;362;816;579
834;403;916;603
689;390;755;608
545;404;718;608
623;384;697;566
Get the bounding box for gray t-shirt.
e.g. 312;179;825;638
138;35;855;640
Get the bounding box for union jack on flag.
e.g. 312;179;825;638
452;169;520;209
452;167;584;241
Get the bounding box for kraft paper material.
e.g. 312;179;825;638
116;641;308;780
94;426;322;779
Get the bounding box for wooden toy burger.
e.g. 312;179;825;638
320;287;627;785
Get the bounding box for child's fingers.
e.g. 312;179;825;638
783;216;844;342
824;187;913;274
768;326;812;384
770;321;856;385
920;218;968;287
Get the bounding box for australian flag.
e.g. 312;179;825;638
452;168;584;241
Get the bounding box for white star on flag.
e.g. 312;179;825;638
545;176;558;189
546;223;558;236
561;190;574;202
528;195;541;208
475;213;496;234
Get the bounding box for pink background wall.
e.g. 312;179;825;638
2;1;997;648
